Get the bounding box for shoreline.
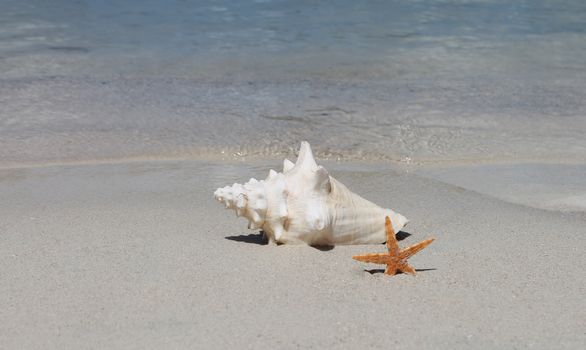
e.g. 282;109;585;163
3;147;586;170
1;156;584;213
2;76;586;167
2;73;585;213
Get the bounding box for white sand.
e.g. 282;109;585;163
1;160;584;349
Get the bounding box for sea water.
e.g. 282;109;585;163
2;0;586;81
1;0;585;210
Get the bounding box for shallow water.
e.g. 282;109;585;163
1;77;585;166
1;0;585;210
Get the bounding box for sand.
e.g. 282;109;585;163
1;160;584;349
417;163;586;212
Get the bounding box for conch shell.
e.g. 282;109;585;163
214;142;408;245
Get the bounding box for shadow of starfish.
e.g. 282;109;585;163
366;268;437;275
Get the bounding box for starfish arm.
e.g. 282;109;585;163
399;238;435;259
352;253;390;264
399;263;416;275
384;265;398;276
385;216;400;256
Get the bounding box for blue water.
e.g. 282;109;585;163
2;0;586;80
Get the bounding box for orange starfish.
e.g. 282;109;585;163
353;216;435;276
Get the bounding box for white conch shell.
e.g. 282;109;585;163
214;141;408;245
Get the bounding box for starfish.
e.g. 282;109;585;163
353;216;435;276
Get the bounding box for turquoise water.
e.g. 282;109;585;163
2;0;586;80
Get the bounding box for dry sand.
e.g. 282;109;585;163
1;160;585;349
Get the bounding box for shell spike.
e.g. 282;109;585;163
294;141;318;171
283;159;294;173
313;166;331;193
272;224;285;241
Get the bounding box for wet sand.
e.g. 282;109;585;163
1;160;584;349
417;163;586;212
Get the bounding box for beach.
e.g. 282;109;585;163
2;0;586;348
1;160;584;349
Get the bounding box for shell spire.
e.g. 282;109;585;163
214;141;408;245
295;141;319;171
